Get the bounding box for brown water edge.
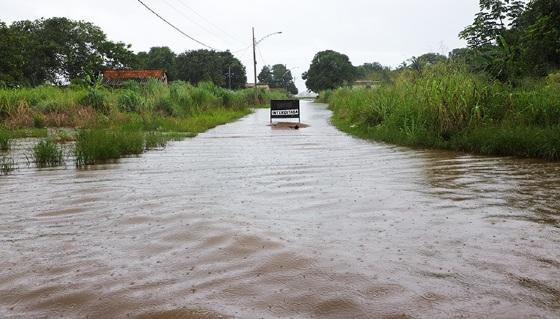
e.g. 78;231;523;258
0;101;559;319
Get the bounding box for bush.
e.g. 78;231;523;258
118;90;144;112
75;129;144;166
80;89;110;114
547;71;560;85
33;113;46;128
324;63;560;160
0;129;11;151
31;140;64;167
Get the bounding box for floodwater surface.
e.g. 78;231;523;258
1;101;559;318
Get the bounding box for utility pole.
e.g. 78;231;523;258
252;27;258;103
251;28;282;103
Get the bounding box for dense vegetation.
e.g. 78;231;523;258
313;0;560;160
258;64;298;94
0;80;287;168
0;16;294;172
322;64;560;160
0;17;249;89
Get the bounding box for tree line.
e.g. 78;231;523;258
303;0;560;92
257;64;298;94
0;17;248;89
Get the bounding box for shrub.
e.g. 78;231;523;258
31;140;64;167
80;89;110;114
75;129;144;166
0;129;11;151
118;90;144;112
33;113;46;128
547;71;560;85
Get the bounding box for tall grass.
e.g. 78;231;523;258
1;80;288;166
324;63;560;160
75;129;144;166
31;140;64;167
0;129;11;151
0;80;288;129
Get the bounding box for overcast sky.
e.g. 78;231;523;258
1;0;479;91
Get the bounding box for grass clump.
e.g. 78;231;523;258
145;132;168;150
75;129;144;166
31;140;64;167
0;156;16;175
324;63;560;160
0;129;12;151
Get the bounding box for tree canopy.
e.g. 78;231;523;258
136;47;177;80
303;50;355;92
1;17;136;86
175;50;246;90
258;64;298;94
459;0;560;79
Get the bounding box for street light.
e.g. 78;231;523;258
252;28;282;102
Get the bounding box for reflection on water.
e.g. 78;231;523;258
1;102;559;318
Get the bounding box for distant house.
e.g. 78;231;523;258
102;70;168;86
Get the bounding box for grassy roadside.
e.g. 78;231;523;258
0;80;285;169
322;64;560;160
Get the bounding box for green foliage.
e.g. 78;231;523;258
175;50;247;89
136;46;177;80
458;0;560;80
547;71;560;85
355;62;392;83
31;139;64;167
324;63;560;160
117;89;144;112
0;129;11;151
303;50;355;92
75;129;144;166
258;64;298;94
80;88;109;114
2;17;136;86
144;132;167;149
460;0;526;47
33;113;45;128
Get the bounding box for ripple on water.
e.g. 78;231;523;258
0;102;559;318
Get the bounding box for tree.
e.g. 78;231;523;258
0;22;26;86
1;17;137;86
303;50;355;92
175;50;246;89
258;64;298;94
258;65;273;84
515;0;560;75
136;47;177;80
460;0;526;47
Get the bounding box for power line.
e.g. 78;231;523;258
171;0;247;46
160;0;235;46
136;0;216;50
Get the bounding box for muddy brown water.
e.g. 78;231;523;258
1;101;559;319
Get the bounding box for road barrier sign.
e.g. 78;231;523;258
270;100;300;123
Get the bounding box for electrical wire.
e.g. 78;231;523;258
160;0;236;46
171;0;248;46
136;0;216;50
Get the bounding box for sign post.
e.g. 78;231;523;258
270;100;300;124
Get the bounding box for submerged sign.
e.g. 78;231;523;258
270;100;300;123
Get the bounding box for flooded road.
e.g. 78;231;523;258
1;101;559;318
